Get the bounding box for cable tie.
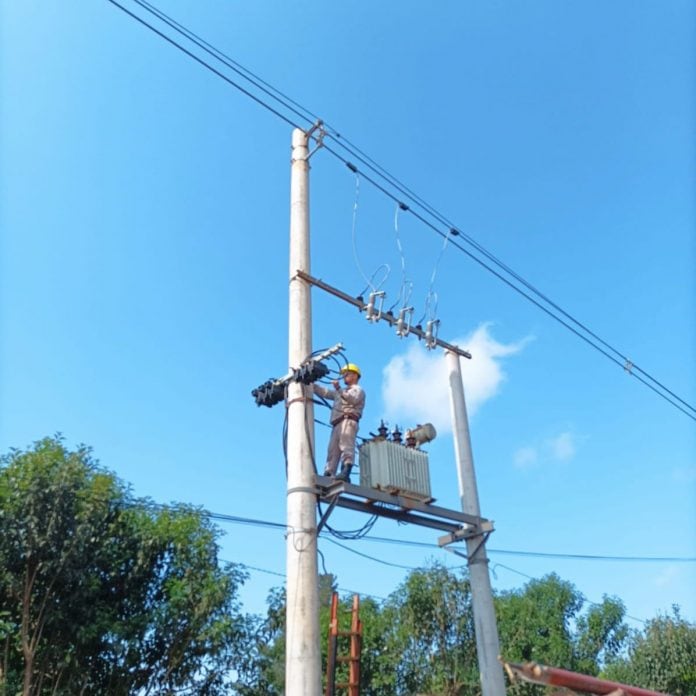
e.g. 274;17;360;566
286;396;310;408
287;486;319;496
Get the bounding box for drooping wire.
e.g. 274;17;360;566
357;264;391;300
484;561;648;625
152;504;695;563
416;226;451;325
106;0;696;422
327;158;696;421
348;172;392;298
318;502;378;541
323;537;420;570
388;202;414;313
349;174;374;293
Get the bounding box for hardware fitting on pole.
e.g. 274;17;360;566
294;271;472;359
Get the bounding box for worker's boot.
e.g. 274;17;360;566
336;464;353;482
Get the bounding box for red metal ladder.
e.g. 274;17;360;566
325;592;362;696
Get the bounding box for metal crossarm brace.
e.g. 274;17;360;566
317;494;340;534
314;475;492;537
295;271;472;360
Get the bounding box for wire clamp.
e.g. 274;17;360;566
306;120;325;159
623;359;634;374
424;319;441;349
395;306;414;337
365;290;386;322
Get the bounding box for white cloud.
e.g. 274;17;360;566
654;565;680;588
514;430;579;470
513;446;539;470
381;323;529;433
547;432;576;461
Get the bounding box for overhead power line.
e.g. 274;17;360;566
187;505;695;564
105;0;695;422
105;0;301;129
227;552;649;625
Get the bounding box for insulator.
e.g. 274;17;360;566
252;379;285;407
294;360;329;385
365;290;386;322
396;306;414;337
424;319;440;349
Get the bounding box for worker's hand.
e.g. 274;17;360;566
332;380;340;390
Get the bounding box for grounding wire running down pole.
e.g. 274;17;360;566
446;350;507;696
286;127;322;696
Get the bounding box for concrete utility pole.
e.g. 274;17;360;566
446;350;507;696
286;128;321;696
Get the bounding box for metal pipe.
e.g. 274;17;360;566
503;661;670;696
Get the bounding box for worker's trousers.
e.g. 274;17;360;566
324;419;358;475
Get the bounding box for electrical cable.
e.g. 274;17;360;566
163;504;695;563
349;173;374;293
105;0;302;130
149;504;682;622
132;0;317;122
323;537;419;570
226;557;647;625
348;533;696;563
318;498;377;540
325;153;696;421
105;0;695;422
486;561;647;625
388;201;410;314
233;560;388;602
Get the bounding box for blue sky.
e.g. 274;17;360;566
1;0;694;633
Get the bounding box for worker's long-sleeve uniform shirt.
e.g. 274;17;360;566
314;383;366;424
314;382;366;474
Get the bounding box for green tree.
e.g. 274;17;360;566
0;436;252;695
380;563;478;696
496;574;628;696
234;586;286;695
603;607;696;696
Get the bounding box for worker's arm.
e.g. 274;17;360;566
340;385;365;409
313;384;337;401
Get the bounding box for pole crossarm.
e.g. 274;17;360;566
295;270;473;359
315;475;493;536
277;342;345;386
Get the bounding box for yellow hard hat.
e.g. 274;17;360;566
340;363;361;377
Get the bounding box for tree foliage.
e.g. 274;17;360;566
0;436;251;695
234;586;286;696
496;573;628;675
603;607;696;696
380;563;477;696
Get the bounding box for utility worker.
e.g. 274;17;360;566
314;363;366;481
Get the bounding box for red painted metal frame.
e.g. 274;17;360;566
502;660;670;696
